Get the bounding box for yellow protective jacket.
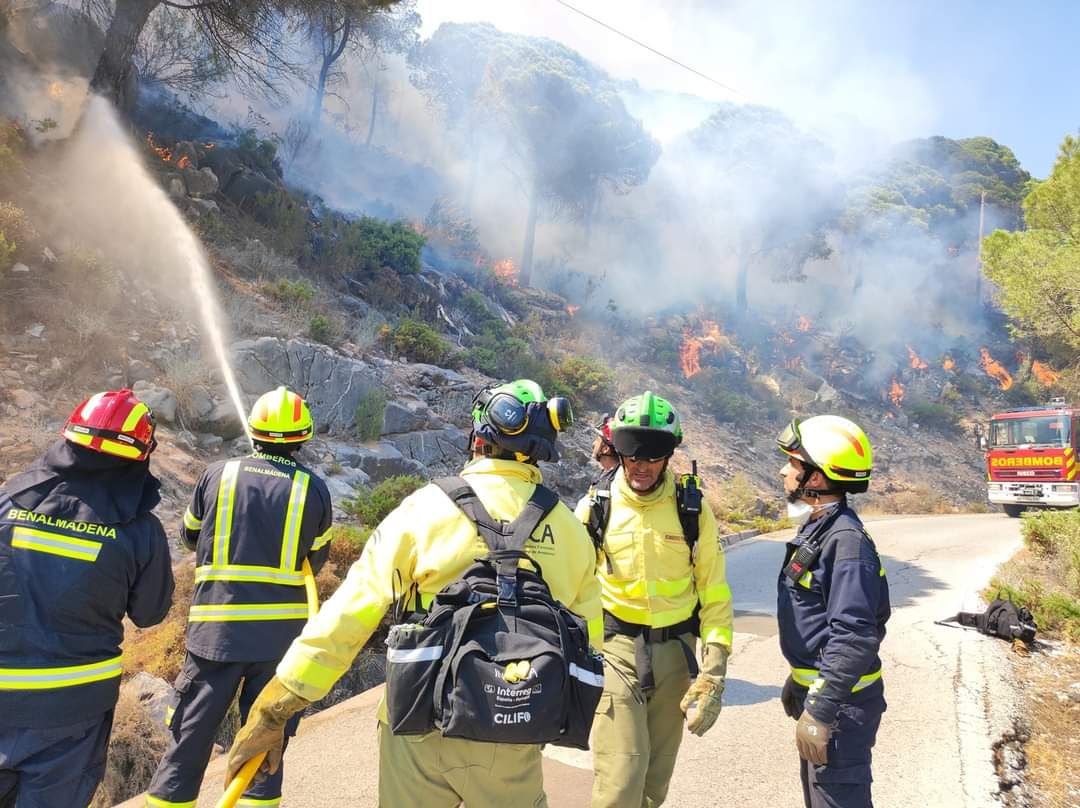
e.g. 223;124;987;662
575;469;733;648
277;458;603;702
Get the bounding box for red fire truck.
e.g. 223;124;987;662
983;399;1080;516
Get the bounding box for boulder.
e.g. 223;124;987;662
185;385;214;422
166;176;185;199
353;443;426;483
172;141;198;170
385;427;468;474
123;672;172;726
381;399;434;435
182;166;218;198
132;381;178;424
197;433;223;452
223;169;279;212
230;337;380;435
405;363;470;388
199;149;243;190
188;198;219;217
202;400;245;439
127;359;157;385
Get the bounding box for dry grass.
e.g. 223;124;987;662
862;485;975;515
90;688;170;807
122;563;194;684
1016;648;1080;808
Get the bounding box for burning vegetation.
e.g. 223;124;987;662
492;258;518;287
980;347;1014;390
796;315;812;333
1032;360;1061;386
679;320;725;379
907;346;929;370
889;377;905;407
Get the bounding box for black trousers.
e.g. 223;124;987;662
146;653;302;806
798;684;886;808
0;711;113;808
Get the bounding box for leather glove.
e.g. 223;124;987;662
226;677;310;782
795;709;832;765
781;674;806;720
679;643;728;737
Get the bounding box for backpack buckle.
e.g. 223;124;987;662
497;574;518;607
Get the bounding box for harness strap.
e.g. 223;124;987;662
603;611;699;690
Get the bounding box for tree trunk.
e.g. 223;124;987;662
90;0;159;112
365;83;379;146
310;60;331;133
519;179;540;287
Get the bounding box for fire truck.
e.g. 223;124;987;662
982;398;1080;516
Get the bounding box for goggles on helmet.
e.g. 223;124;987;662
777;418;802;455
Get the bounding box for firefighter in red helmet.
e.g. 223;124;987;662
0;390;175;807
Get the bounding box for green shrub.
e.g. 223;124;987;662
343;475;426;526
235;128;280;176
705;388;755;423
381;319;452;365
1021;509;1080;593
308;313;344;345
253;190;309;257
909;400;960;432
550;355;615;410
0;231;13;271
462;325;530;379
331;216;424;275
266;277;315;307
1003;380;1041;407
714;473;760;524
355;388;388;442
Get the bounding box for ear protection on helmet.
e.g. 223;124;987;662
473;388;574;435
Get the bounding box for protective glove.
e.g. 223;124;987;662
780;674;806;719
795;709;832;766
226;677;310;782
679;643;728;737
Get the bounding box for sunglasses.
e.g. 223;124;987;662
622;454;669;464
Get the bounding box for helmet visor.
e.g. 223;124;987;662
777;419;802;454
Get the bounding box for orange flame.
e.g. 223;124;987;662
146;132;171;162
680;332;703;378
1032;360;1061;386
796;316;812;333
907;346;928;370
493;259;518;287
942;356;956;371
980;348;1014;390
889;377;904;407
566;304;580;317
176;155;192;170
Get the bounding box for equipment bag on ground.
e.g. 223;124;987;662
384;476;604;749
938;597;1037;643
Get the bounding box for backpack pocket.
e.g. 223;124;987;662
439;634;566;744
558;641;605;750
385;621;449;735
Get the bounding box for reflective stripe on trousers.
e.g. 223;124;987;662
0;656;123;690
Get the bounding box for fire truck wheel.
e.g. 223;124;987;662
1002;504;1025;518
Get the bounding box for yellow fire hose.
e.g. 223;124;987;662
215;558;320;808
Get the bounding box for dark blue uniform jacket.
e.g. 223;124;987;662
777;503;891;724
0;441;174;728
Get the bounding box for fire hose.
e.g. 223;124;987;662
214;558;320;808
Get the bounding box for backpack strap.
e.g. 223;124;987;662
586;469;615;551
434;476;560;606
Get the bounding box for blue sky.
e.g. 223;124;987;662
416;1;1080;177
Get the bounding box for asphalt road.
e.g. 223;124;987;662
119;512;1023;808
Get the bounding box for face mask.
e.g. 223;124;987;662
786;500;815;523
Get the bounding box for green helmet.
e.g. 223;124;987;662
472;379;545;431
611;391;682;459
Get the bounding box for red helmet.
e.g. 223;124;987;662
63;389;157;461
598;414;614;447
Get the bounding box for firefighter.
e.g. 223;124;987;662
580;391;734;808
591;414;619;474
775;415;890;808
225;379;602;807
145;387;332;808
0;389;174;807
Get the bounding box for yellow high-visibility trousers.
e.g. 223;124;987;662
377;721;547;807
590;632;693;808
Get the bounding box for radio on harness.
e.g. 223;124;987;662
384;477;604;749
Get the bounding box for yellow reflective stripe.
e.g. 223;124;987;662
879;566;886;577
699;582;732;605
237;798;282;806
213;461;241;566
604;600;696;628
194;565;305;586
798;569;813;588
280;471;310;571
647;576;693;599
791;667;882;692
12;527;101;562
121;402;149;433
702;625;733;647
164;705;175;727
188;603;309;622
0;656;122;690
311;527;333;552
183;509;202;531
145;796;197;808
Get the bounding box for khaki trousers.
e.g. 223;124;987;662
590;632;693;808
377;722;547;807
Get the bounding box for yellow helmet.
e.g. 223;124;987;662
247;387;314;444
777;414;872;492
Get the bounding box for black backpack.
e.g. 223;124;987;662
585;462;703;555
939;598;1037;644
383;477;605;750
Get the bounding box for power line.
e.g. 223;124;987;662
551;0;742;97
